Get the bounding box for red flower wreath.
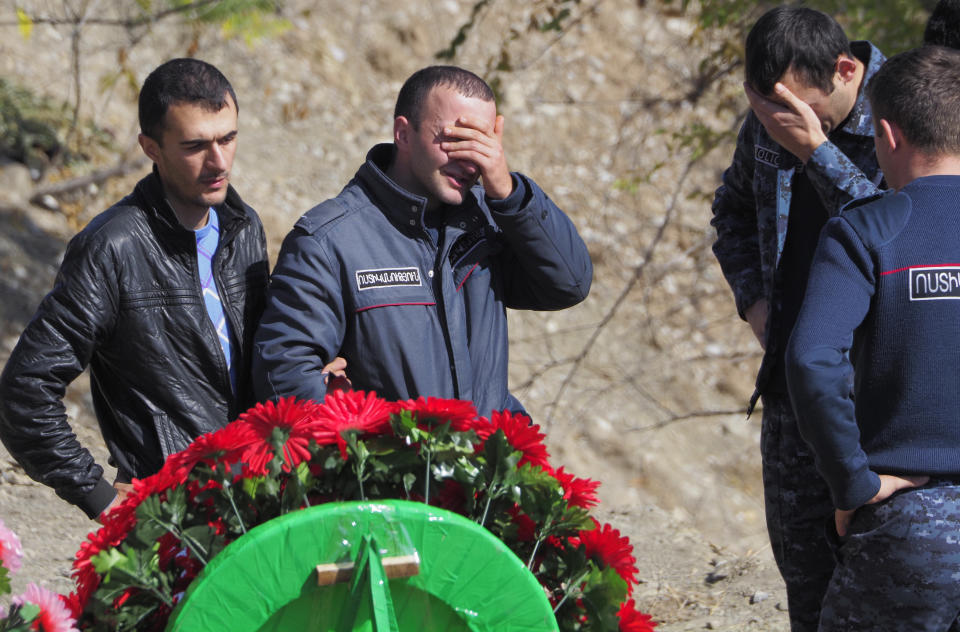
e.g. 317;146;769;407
66;392;654;631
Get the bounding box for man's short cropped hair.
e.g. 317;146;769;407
745;7;853;96
867;45;960;156
394;65;494;129
139;58;238;142
924;0;960;49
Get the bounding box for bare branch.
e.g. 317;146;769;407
515;0;606;71
544;155;699;427
29;157;149;205
626;409;750;433
0;0;221;28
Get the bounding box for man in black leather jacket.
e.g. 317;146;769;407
0;59;268;519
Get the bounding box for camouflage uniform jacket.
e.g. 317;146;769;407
710;41;885;397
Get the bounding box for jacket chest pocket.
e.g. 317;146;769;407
116;287;201;338
352;266;436;313
452;235;500;290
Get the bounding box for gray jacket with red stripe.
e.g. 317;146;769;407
253;144;592;415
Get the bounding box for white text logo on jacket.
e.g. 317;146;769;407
356;267;422;291
909;266;960;300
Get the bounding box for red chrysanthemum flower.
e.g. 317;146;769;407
235;397;325;472
162;422;254;482
142;603;172;632
573;519;638;589
430;479;468;513
171;555;204;593
618;599;657;631
156;533;181;573
13;583;79;632
475;410;550;469
507;505;538;542
397;397;480;431
70;397;644;631
71;498;141;614
313;390;394;459
552;466;600;509
62;591;84;623
207;516;227;536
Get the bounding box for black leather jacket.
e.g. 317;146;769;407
0;171;269;517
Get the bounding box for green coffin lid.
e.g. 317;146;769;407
165;499;558;632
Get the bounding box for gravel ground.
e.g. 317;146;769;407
0;1;790;628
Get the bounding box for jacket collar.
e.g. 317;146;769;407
839;41;886;138
134;166;249;235
356;143;483;231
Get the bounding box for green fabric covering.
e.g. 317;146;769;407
166;500;558;631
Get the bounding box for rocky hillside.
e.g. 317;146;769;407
0;1;787;628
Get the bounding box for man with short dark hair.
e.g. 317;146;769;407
253;65;592;416
925;0;960;49
787;45;960;629
710;7;885;629
0;58;269;519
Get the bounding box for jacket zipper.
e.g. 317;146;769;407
429;223;461;400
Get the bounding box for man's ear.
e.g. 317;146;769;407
138;133;160;163
836;55;858;83
393;116;411;149
877;118;900;153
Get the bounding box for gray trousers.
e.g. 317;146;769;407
761;394;835;632
820;479;960;631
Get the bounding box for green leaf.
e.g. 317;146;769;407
17;602;39;622
259;475;281;498
91;547;130;576
579;565;629;628
165;486;189;524
539;7;571;31
402;472;417;495
183;525;218;556
482;430;521;488
0;564;9;595
242;474;266;497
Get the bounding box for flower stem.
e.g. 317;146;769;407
145;584;174;607
424;450;432;505
527;535;543;569
179;532;209;566
223;485;247;535
553;569;590;614
480;491;494;527
159;518;209;565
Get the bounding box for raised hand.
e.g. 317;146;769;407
440;114;513;200
744;82;828;164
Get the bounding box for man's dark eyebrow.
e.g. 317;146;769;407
179;130;238;146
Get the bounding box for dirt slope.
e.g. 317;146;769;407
0;1;787;628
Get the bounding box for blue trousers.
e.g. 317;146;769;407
820;479;960;631
761;394;835;631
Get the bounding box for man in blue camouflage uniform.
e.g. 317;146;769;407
710;7;884;630
787;45;960;630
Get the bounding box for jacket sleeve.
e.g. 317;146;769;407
485;173;593;310
0;233;118;518
785;217;880;510
805;140;882;217
710;117;764;319
252;228;346;404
